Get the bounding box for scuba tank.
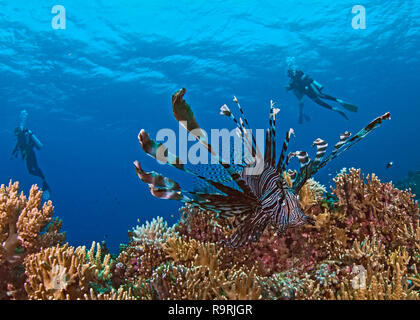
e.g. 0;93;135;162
28;131;43;150
19;110;43;149
19;109;28;130
312;80;323;91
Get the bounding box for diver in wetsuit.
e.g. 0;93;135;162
10;126;51;199
286;68;358;123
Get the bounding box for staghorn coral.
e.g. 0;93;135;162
331;168;418;249
1;181;55;263
116;217;174;284
0;181;65;300
175;205;233;243
129;216;174;248
333;245;419;300
163;234;200;267
284;172;326;212
83;287;136;300
24;242;114;300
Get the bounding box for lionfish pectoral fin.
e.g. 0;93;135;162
133;161;190;201
138;129;184;169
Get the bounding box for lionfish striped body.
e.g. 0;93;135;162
135;88;390;247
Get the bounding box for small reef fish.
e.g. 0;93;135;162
386;161;393;169
134;88;391;247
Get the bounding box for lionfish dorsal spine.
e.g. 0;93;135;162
276;128;294;175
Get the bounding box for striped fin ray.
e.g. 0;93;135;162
270;102;280;167
138;129;184;169
220;104;255;167
312;138;328;164
134;161;188;201
172;88;257;198
289;151;311;191
287;169;297;183
276;128;295;174
134;159;252;204
334;131;351;149
134;161;257;217
291;112;391;192
319;112;391;167
265;101;280;168
264;128;272;166
233;96;263;161
137;131;253;199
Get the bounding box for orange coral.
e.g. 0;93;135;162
24;242;114;300
1;181;53;263
0;181;65;300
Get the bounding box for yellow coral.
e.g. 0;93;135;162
0;181;54;264
163;234;200;266
24;242;114;300
24;244;94;299
284;172;325;211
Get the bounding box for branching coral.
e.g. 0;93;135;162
284;172;326;212
0;181;65;300
24;242;114;300
1;181;55;263
129;216;174;248
331;168;418;249
1;167;418;300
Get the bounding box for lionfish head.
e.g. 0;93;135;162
288;205;315;228
276;188;315;232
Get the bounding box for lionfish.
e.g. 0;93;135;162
134;88;390;247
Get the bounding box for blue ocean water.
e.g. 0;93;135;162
0;1;419;253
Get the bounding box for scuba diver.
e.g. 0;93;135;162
285;58;358;123
10;110;51;200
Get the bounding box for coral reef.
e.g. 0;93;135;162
1;168;418;300
24;242;114;299
395;170;420;202
0;181;65;299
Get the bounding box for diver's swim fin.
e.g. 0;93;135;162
333;108;349;120
342;103;358;112
336;99;358;112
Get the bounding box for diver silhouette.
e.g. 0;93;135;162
10;111;51;199
286;68;358;123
